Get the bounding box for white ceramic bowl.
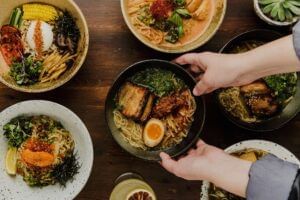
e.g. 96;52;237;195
253;0;299;26
200;140;300;200
0;100;93;200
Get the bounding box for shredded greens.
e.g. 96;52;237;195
130;68;185;97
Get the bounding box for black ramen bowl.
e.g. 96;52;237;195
216;29;300;132
105;59;206;161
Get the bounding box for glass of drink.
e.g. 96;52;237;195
109;172;156;200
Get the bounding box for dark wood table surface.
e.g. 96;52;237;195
1;0;299;199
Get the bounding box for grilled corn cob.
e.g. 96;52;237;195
22;4;58;21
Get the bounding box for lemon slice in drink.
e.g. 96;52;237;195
126;189;156;200
6;147;17;175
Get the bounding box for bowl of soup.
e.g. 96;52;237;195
121;0;227;53
0;0;89;93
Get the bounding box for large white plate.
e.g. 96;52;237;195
200;140;300;200
0;100;94;200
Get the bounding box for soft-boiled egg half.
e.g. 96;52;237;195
26;20;53;52
143;118;165;148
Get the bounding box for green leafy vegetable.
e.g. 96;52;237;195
175;8;192;18
51;152;81;187
130;68;185;97
3;116;33;148
263;73;297;104
10;55;42;86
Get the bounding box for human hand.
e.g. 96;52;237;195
160;140;228;181
174;52;257;96
160;140;252;197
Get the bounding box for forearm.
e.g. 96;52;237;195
242;35;300;78
209;153;252;198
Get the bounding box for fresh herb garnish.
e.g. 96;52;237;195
130;68;185;97
51;152;81;187
263;73;297;104
3;116;33;148
10;55;42;86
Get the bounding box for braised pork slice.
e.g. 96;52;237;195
117;82;149;119
152;92;185;118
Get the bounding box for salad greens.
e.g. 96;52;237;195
258;0;300;22
3;116;33;148
10;55;42;86
130;68;185;97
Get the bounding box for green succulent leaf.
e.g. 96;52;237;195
258;0;280;5
278;3;286;21
270;3;280;18
262;2;277;14
288;0;300;7
289;3;300;15
285;8;294;20
283;1;292;9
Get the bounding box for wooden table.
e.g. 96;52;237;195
1;0;299;199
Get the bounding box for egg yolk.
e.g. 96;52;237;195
147;123;162;139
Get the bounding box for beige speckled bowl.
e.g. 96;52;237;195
121;0;227;53
0;0;89;93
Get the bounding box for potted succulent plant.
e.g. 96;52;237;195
254;0;300;26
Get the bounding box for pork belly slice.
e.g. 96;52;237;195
117;82;149;119
140;94;155;122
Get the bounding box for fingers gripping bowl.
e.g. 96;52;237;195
0;0;89;93
105;60;206;161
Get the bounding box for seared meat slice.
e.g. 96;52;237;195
240;81;270;96
152;92;185;118
117;82;149;119
247;96;278;117
140;94;155;122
